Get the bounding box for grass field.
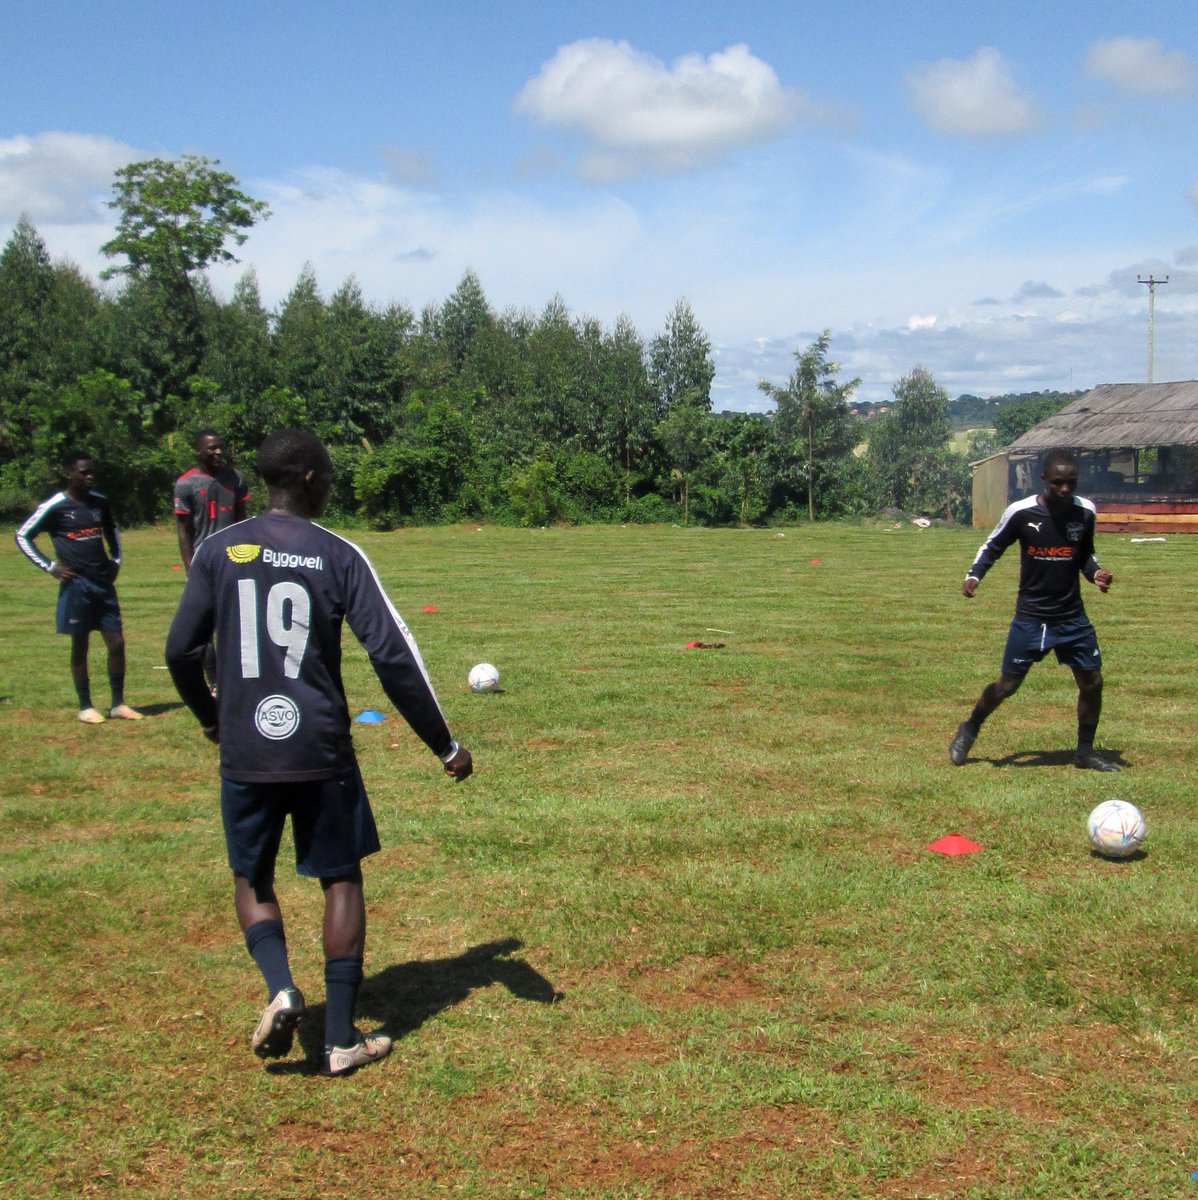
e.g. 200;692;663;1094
1;520;1195;1199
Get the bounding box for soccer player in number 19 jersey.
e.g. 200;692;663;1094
166;429;473;1075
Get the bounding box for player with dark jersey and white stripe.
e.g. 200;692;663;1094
14;450;142;724
166;428;473;1076
948;447;1118;772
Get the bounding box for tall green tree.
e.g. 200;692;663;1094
100;155;269;391
273;263;327;422
758;331;860;521
436;269;492;369
649;299;715;421
598;314;655;495
867;365;963;514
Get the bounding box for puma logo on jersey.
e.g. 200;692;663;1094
1027;521;1042;531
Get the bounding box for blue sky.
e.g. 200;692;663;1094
2;1;1196;408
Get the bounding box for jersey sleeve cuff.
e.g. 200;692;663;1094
437;739;460;763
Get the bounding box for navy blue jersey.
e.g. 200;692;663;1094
15;490;121;582
966;494;1100;621
165;512;455;782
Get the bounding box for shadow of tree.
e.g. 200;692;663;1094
273;937;561;1073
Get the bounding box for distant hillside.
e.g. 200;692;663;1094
947;389;1082;430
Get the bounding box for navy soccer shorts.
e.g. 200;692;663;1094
1001;616;1102;679
220;765;381;883
56;576;122;635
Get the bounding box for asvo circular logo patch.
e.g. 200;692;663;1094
254;694;300;740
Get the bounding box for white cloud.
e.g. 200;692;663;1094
906;314;937;330
0;131;141;222
1085;37;1195;98
907;48;1039;139
514;39;816;180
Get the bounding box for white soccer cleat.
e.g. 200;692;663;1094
108;704;144;720
252;987;306;1059
323;1028;392;1076
78;707;106;724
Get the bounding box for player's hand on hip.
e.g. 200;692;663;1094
444;746;473;781
50;562;76;582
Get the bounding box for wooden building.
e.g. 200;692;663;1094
971;381;1198;533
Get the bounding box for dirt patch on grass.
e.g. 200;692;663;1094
895;1031;1065;1122
632;954;791;1009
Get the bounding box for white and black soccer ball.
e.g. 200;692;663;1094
468;662;500;693
1087;800;1146;860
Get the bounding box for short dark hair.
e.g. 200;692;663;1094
257;429;331;489
193;428;220;450
1041;447;1078;476
62;448;93;471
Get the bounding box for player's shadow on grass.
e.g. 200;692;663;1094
271;937;561;1075
130;701;188;716
988;747;1128;770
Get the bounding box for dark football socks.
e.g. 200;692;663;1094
323;955;364;1049
244;919;295;998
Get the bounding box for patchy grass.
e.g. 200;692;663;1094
1;521;1195;1198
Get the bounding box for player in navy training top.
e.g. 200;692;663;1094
166;429;473;1076
14;450;142;724
948;447;1118;772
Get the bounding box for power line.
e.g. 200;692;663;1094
1137;275;1169;383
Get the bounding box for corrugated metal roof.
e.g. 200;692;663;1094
1008;381;1198;454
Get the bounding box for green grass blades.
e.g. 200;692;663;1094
1;521;1195;1198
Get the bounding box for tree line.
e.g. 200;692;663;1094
0;156;1068;528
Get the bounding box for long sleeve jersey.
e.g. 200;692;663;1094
966;493;1100;622
15;490;121;582
165;512;454;782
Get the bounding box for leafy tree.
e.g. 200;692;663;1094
273;263;327;422
656;400;708;525
701;413;771;526
993;391;1077;446
101;155;269;285
436;269;492;369
101;156;269;388
0;219;102;484
649;299;714;421
867;365;955;512
198;267;274;442
758;331;860;521
599;314;655;495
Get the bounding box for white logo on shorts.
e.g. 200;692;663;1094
254;694;300;740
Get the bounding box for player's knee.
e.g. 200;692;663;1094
1077;670;1103;696
995;674;1023;699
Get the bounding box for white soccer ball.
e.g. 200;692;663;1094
1087;800;1146;860
468;662;500;693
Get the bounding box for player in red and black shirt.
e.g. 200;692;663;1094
15;450;142;724
166;429;473;1076
948;448;1117;771
174;429;250;692
174;429;250;572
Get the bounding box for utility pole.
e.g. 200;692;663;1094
1137;275;1169;383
